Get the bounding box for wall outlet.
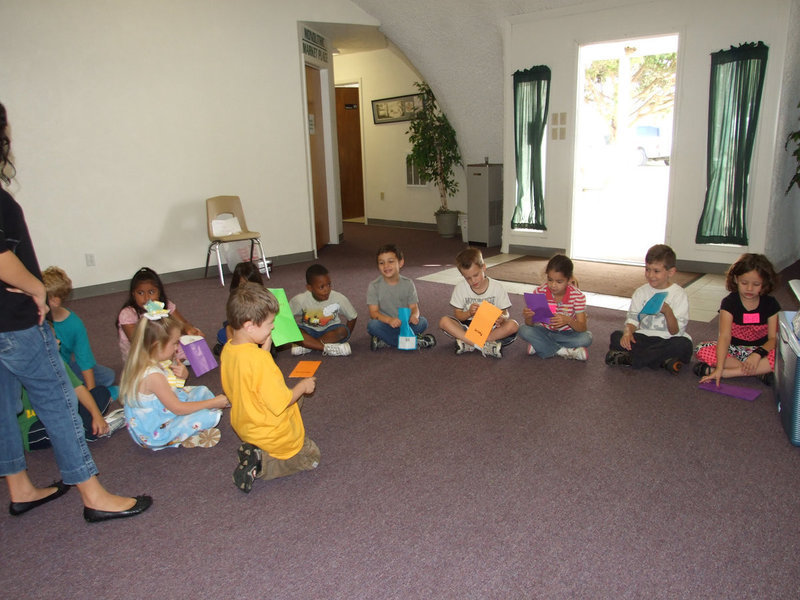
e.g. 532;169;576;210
85;253;95;267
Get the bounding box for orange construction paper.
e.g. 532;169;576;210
289;360;321;378
464;301;502;348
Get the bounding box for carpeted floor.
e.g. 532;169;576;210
486;255;702;297
2;223;800;599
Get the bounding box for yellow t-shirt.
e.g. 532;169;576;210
220;342;305;460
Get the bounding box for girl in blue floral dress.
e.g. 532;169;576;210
120;304;229;449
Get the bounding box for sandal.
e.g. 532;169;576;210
693;362;713;377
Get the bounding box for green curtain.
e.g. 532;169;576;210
695;42;768;245
512;66;551;231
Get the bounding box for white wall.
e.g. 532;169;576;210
0;0;377;287
334;46;467;224
503;0;795;269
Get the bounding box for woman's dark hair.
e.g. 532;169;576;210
116;267;169;326
0;102;17;185
230;261;264;291
545;254;574;280
725;253;779;295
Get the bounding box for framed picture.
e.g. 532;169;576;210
371;94;422;124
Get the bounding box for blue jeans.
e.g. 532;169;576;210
0;324;98;484
299;322;352;342
518;324;593;358
367;317;428;347
68;358;115;388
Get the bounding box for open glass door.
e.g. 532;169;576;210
572;34;678;264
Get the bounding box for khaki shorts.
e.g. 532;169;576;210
259;437;320;481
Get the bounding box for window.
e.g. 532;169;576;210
695;42;768;245
406;155;426;186
512;66;551;231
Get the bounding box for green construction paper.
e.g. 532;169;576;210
268;288;303;346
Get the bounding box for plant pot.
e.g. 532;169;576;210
435;212;459;238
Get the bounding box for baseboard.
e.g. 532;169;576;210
366;218;437;231
676;259;729;275
70;250;316;299
507;244;566;257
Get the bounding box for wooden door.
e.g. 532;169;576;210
305;65;329;250
335;87;365;220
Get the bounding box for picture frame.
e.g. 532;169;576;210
371;94;422;124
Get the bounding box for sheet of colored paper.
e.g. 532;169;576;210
267;288;303;346
289;361;321;378
698;381;761;401
639;291;668;315
464;301;503;348
523;293;554;323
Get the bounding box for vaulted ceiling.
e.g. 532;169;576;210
345;0;600;163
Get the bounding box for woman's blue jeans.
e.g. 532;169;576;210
0;323;98;484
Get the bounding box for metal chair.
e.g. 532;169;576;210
204;195;270;286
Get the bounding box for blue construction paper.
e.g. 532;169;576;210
524;293;554;323
639;291;668;316
397;306;417;350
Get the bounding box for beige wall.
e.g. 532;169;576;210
334;46;468;225
503;0;798;269
0;0;377;287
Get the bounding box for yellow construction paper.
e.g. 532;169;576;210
464;301;502;348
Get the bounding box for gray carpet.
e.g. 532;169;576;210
3;224;800;599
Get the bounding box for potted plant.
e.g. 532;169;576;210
406;81;463;237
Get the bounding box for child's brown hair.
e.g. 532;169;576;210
644;244;677;270
725;253;779;295
455;247;485;272
226;282;280;330
376;244;403;262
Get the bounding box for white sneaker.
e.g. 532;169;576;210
102;408;126;437
481;340;503;359
323;342;352;356
291;345;313;356
455;339;477;354
556;347;587;361
527;344;536;356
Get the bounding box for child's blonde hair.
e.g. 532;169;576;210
42;266;72;300
119;315;181;407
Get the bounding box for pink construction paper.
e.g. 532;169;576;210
698;381;761;401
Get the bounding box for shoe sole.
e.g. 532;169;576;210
181;428;221;448
233;444;261;493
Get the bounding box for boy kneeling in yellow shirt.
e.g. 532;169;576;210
221;283;319;493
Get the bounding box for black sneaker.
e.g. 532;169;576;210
662;357;683;375
605;350;632;366
416;334;437;349
692;362;713;377
233;443;261;493
758;372;775;386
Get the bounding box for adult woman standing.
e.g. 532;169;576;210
0;101;151;522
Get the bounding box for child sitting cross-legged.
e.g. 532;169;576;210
42;266;116;392
438;247;518;358
367;243;436;351
518;254;592;361
119;306;228;450
289;263;357;357
221;283;320;493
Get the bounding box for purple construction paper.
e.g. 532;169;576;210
523;293;554;323
698;381;761;401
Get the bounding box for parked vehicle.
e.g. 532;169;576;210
632;125;671;166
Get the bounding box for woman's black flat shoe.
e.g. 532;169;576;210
83;495;152;523
9;480;70;516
